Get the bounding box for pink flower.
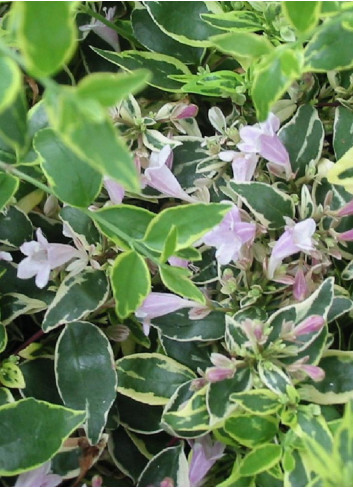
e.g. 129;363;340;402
237;113;292;179
79;6;120;51
15;461;62;487
17;228;81;288
172;103;198;120
189;435;225;486
143;146;198;203
202;204;256;265
205;353;236;382
0;251;12;262
219;150;258;182
287;356;325;382
338;229;353;242
104;177;125;204
168;256;189;268
135;292;209;336
293;315;325;337
268;218;316;279
337;199;353;217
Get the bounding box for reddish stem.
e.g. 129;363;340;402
13;328;45;355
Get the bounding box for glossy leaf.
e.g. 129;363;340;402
225;414;278;448
0;173;19;212
154;309;225;342
55;321;117;444
0;324;7;354
0;206;32;248
111;250;151;319
76;70;150;107
42;269;109;332
252;47;302;121
226;181;294;230
159;265;205;303
92;47;191;92
145;1;223;47
91;205;155;250
143;203;231;253
34;128;102;207
109;426;148;482
0;57;27;155
283;2;321;33
239;444;282;477
131;9;203;64
327;146;353;193
137;444;189;487
278;104;324;177
0;398;85;475
333;106;353;159
20;358;62;405
210;31;273;60
11;2;77;77
201;10;263;31
305;12;353;71
230;389;282;415
0;361;25;389
116;353;195;406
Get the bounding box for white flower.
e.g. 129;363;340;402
17;229;81;288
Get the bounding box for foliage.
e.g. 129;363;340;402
1;1;353;486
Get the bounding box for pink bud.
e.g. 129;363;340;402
337;199;353;217
160;477;174;487
168;256;189;268
293;268;308;301
338;229;353;241
173;104;198;119
301;364;325;382
293;315;325;337
205;367;234;383
92;475;103;487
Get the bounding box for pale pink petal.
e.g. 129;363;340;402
337;199;353;217
104;178;125;204
135;292;200;322
0;251;12;261
173;104;198;119
219;150;237;162
20;241;42;256
36;228;48;246
47;244;81;268
258;134;290;166
17;257;42;280
261;112;280;133
145;164;197;202
35;264;51;289
292;218;316;251
301;364;325;382
338;229;353;241
293;268;308;301
231;153;258;182
15;462;62;487
168;256;189;268
293;315;325;337
189;435;225;487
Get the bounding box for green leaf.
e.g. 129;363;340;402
59;207;100;246
0;173;19;212
162;383;210;438
305;12;353;71
117;393;163;435
76;70;150;107
92;47;191;93
45;89;140;193
225;182;294;230
230;389;282;415
11;1;77;77
225;414;278;448
0;324;7;354
154;309;225;342
116;353;195;406
207;368;252;425
299;350;353;404
111;250;151;319
172;71;243;97
145;1;223;47
201;10;263;31
333;106;353;159
0;361;25;389
159;265;205;304
143;203;231;253
239;444;282;477
0;398;85;476
109;426;148;482
283;2;321;33
42;268;110;332
92;205;155;250
210;31;274;60
20;358;62;405
278;104;324;177
137;444;189;487
131;9;203;65
0;206;32;248
0;387;14;406
55;321;117;445
327;146;353;193
160;226;178;263
252;47;303;121
34;128;102;207
0;57;28;155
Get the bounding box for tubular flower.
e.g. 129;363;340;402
17;228;82;288
219;150;259;182
268;218;316;279
135;292;209;336
237;112;292;179
202;204;256;265
15;461;62;487
188;435;225;487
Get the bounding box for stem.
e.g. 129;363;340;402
13;328;45;355
0;161;54;195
